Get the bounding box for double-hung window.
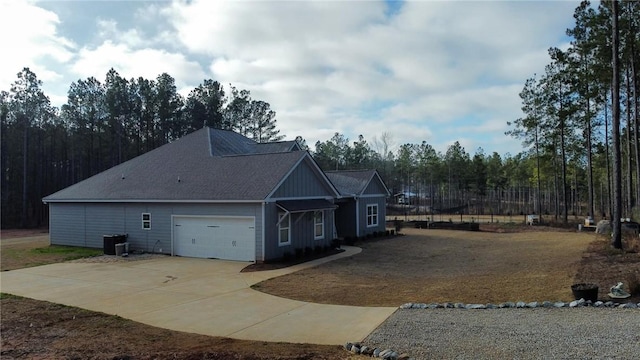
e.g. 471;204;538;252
278;212;291;245
314;211;324;240
142;213;151;230
366;204;378;227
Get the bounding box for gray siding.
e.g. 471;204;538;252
363;177;388;196
50;204;86;247
335;200;357;238
358;196;387;236
263;202;334;260
271;159;334;199
49;202;264;260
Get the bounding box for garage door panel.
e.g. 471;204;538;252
173;216;255;261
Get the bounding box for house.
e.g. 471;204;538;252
325;170;390;238
43;128;341;262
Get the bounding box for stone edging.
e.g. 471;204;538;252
399;299;640;309
344;342;412;360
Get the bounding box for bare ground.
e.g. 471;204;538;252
3;226;639;359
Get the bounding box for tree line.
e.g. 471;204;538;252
1;68;282;228
506;0;638;248
314;1;639;235
1;1;637;240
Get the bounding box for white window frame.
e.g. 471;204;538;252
142;212;151;230
314;211;324;240
366;204;378;227
278;212;291;246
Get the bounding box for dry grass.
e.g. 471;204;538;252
0;235;102;271
574;233;640;301
253;228;592;306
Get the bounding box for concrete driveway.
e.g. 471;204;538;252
0;246;396;345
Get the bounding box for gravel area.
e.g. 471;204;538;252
364;308;640;359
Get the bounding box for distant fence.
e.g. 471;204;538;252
386;213;530;224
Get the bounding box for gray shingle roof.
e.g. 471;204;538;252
325;170;378;196
209;129;299;156
44;128;308;202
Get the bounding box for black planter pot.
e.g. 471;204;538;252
571;283;599;302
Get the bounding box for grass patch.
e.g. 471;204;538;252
0;292;20;300
30;245;102;259
1;242;103;271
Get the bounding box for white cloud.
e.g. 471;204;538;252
4;0;580;157
71;41;206;88
0;0;74;90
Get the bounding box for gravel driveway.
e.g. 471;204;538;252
364;308;640;359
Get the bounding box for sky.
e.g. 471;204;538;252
0;0;581;156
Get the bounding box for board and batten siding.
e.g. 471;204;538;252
49;202;264;260
358;196;387;236
270;158;335;199
363;177;388;196
263;202;334;260
334;200;357;238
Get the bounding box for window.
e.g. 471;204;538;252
278;212;290;245
314;211;324;240
142;213;151;230
366;204;378;227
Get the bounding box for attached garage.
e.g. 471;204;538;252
172;216;256;261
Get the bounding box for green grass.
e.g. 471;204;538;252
0;293;20;300
30;245;102;260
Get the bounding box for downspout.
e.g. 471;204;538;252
261;202;266;262
332;210;337;239
355;196;360;237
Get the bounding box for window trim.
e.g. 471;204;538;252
366;204;378;228
314;211;324;240
278;212;291;246
142;212;151;230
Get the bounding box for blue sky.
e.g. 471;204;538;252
1;0;580;156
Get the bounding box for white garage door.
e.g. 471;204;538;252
173;216;255;261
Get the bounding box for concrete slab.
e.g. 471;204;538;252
0;246;395;345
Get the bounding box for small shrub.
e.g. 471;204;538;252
304;246;313;256
394;219;403;233
390;229;395;236
331;238;341;248
323;244;331;252
282;251;293;262
314;245;323;254
295;248;304;258
385;230;390;236
344;236;355;246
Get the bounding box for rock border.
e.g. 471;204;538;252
344;342;412;360
399;299;640;309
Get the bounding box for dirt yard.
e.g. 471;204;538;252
254;228;598;306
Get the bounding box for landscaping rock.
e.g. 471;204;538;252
486;303;498;309
621;302;637;309
516;301;526;308
373;348;381;357
526;302;539;308
569;299;585;308
400;303;413;309
465;304;486;310
554;302;566;308
542;301;553;308
594;301;604;307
